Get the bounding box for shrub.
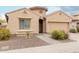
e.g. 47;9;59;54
76;26;79;32
51;30;68;40
64;33;69;39
0;29;11;41
69;28;77;33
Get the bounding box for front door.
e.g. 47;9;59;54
39;19;43;33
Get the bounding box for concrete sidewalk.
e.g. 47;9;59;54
1;42;79;53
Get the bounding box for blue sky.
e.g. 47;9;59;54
48;6;79;14
0;6;79;14
0;6;79;18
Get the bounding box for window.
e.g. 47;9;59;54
19;18;31;29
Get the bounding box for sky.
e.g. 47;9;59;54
48;6;79;14
0;6;79;19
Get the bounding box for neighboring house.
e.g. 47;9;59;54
5;6;71;34
70;14;79;29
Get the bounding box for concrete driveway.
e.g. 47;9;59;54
2;33;79;53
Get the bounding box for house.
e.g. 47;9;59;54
5;6;71;34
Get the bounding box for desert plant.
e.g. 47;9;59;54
64;33;69;39
69;28;77;33
0;29;11;41
51;30;68;40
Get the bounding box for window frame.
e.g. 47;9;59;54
19;18;31;29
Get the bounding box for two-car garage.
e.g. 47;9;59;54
46;11;71;33
47;22;70;33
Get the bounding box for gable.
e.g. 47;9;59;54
46;11;72;22
6;8;39;18
6;8;26;14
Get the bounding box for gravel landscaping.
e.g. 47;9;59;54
0;36;48;51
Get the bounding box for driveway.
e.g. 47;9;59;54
2;33;79;53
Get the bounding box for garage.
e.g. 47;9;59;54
46;10;72;33
47;22;69;33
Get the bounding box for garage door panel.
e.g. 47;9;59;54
47;22;69;33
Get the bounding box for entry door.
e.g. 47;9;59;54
39;19;43;33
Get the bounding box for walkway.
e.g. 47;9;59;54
36;34;60;44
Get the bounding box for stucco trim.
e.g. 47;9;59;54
29;6;48;11
48;21;70;23
5;8;40;18
6;8;26;15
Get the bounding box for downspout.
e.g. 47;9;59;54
5;14;9;23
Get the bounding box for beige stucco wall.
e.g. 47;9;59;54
46;11;71;33
7;9;40;34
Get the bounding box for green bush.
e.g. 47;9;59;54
70;29;77;33
0;29;11;41
51;30;68;40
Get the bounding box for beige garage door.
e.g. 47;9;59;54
47;22;69;33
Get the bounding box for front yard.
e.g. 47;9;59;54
0;31;79;52
2;33;79;53
0;36;48;51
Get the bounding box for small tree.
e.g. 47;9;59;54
0;19;6;25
